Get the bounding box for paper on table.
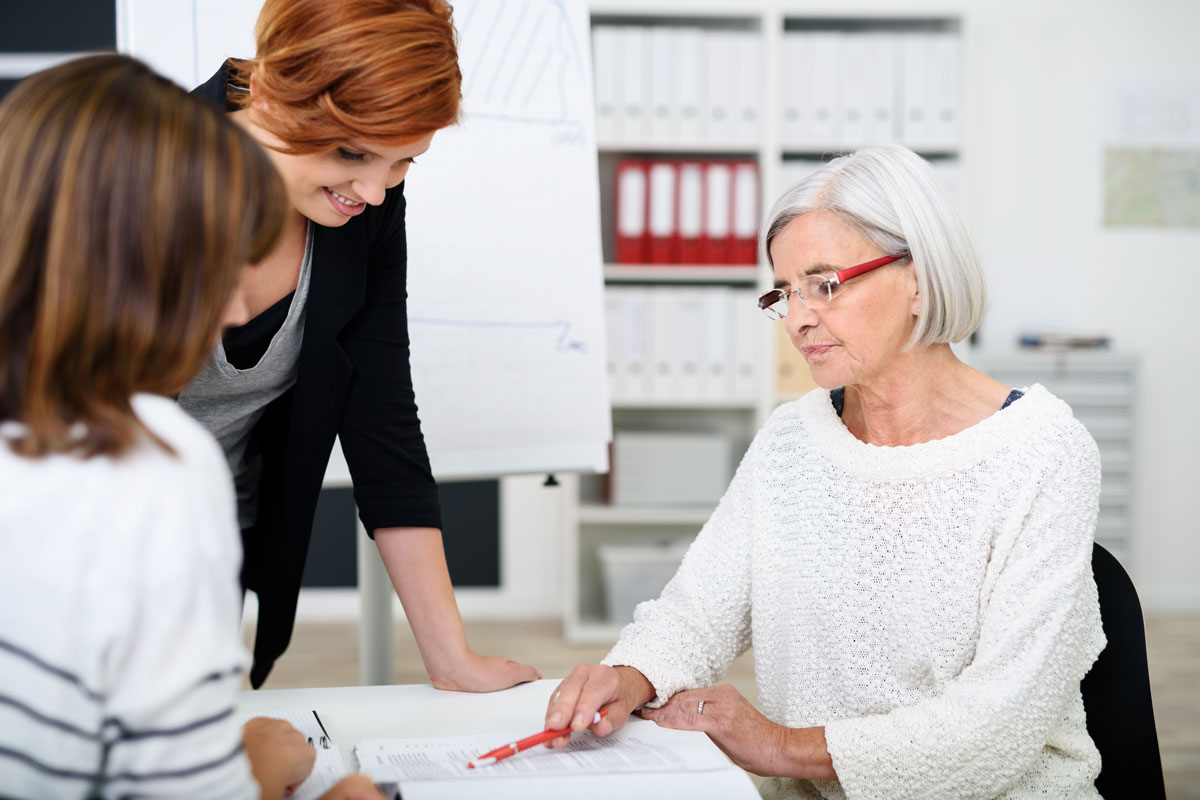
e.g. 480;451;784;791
238;708;349;800
388;769;760;800
354;717;733;781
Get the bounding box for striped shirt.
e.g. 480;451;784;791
0;394;258;798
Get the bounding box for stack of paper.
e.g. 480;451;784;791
236;708;348;800
355;717;758;799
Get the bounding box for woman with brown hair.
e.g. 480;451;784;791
0;54;383;799
178;0;539;691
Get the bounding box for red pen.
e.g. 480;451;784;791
466;709;609;769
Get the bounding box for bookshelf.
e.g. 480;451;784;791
565;3;966;643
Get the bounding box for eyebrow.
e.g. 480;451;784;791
773;263;841;289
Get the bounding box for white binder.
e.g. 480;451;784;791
649;26;679;144
674;287;707;399
730;289;762;402
592;26;621;144
623;287;653;401
776;158;825;199
701;286;734;401
731;31;763;145
779;32;806;147
900;32;961;150
795;31;842;149
839;33;873;147
702;30;736;144
604;287;629;401
619;26;651;143
649;288;679;400
841;32;899;146
676;27;703;142
930;157;964;211
930;34;962;149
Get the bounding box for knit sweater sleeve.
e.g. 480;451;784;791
601;432;761;707
823;430;1105;799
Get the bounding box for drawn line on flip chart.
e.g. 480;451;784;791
459;0;588;125
483;2;529;104
409;318;589;353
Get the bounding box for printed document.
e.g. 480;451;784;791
238;708;348;800
355;718;758;798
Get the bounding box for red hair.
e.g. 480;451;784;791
230;0;462;154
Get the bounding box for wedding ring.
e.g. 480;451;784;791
697;700;705;715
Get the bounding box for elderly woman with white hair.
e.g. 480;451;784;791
546;144;1105;799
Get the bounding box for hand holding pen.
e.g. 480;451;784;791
467;709;609;768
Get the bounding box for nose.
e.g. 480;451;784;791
783;293;818;339
352;167;389;206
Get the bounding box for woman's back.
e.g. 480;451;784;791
0;394;255;797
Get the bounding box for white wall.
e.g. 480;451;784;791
958;0;1200;609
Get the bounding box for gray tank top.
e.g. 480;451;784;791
179;222;314;530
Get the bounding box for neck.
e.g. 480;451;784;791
840;344;1008;446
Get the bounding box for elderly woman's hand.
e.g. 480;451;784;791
543;664;655;749
641;684;835;780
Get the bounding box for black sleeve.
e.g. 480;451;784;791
338;183;443;534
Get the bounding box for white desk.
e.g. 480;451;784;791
237;679;760;798
238;679;561;769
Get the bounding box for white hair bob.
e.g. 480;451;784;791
760;144;986;349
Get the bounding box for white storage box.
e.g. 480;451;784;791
612;431;732;506
598;540;691;625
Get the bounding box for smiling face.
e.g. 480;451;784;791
769;211;920;390
235;110;435;227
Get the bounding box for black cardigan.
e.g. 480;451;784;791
193;64;443;688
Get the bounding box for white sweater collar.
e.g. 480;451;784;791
789;383;1069;481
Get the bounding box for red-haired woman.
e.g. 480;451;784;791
178;0;540;690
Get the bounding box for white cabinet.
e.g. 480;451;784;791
975;352;1139;568
566;3;967;643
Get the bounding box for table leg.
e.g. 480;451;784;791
356;518;395;685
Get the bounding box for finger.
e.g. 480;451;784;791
545;665;590;729
571;671;619;732
647;704;715;733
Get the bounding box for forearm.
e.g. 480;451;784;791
373;527;469;682
776;726;837;782
615;665;656;711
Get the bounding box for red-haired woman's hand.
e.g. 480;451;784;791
428;651;541;693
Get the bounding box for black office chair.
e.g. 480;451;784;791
1080;543;1166;799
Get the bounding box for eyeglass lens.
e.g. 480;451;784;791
757;275;837;319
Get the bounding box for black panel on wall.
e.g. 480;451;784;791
0;3;117;52
300;481;501;589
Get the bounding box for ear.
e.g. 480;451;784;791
907;262;921;316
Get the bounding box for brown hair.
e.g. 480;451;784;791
229;0;462;154
0;54;288;458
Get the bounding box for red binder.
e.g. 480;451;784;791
702;161;734;264
615;159;648;264
646;160;678;264
677;161;705;264
731;160;759;265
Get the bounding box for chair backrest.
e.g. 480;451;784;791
1080;543;1166;799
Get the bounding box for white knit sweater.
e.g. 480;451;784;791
603;385;1105;800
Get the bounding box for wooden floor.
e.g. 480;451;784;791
245;614;1200;798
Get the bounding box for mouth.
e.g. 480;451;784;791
323;187;366;216
801;344;837;358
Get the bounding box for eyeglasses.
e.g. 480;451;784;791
757;253;909;320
